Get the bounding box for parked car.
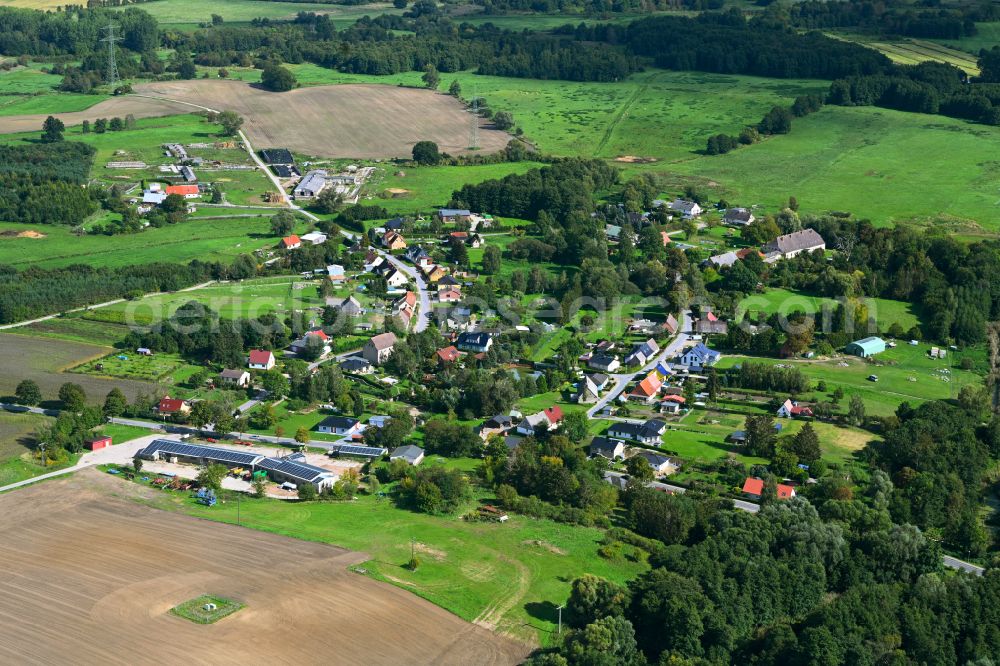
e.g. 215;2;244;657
867;375;879;382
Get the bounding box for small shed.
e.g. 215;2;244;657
85;436;112;451
845;336;886;358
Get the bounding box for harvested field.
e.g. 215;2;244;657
135;80;510;158
0;333;160;402
0;94;193;135
0;80;510;158
0;470;528;665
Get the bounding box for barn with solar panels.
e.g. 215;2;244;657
137;440;340;492
328;443;388;460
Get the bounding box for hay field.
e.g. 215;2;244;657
0;470;528;665
134;80;510;158
0;333;160;402
0;94;193;135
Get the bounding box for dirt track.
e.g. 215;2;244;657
0;470;529;665
0;80;510;159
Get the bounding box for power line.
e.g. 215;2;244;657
101;22;122;89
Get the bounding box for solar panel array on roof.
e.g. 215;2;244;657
257;457;332;483
140;439;262;466
329;444;387;458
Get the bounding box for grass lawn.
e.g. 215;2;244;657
97;423;156;445
0;214;296;270
926;23;1000;55
152;479;647;645
170;595;244;624
739;288;923;333
99;276;326;322
368;162;544;216
0;411;81;487
715;343;985;416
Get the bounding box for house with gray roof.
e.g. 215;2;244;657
764;228;826;259
389;444;425;466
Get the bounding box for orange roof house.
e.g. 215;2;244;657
742;477;797;499
165;184;199;197
281;235;301;249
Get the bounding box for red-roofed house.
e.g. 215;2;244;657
544;405;565;426
777;399;813;419
661;231;672;246
439;288;462;303
742;477;796;499
248;349;276;370
630;373;663;403
281;235;301;250
706;311;719;322
165;184;200;198
436;346;461;365
155;397;190;416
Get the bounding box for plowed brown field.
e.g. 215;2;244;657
0;470;528;665
0;80;510;159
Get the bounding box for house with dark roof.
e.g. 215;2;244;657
589;436;625;460
438;208;472;223
634;449;672;474
625;339;660;366
456;332;493;354
219;369;251;388
588;353;621;373
317;416;362;436
724;207;755;225
668;199;703;219
340;356;373;374
607;419;667;445
575;373;610;404
260;148;294;165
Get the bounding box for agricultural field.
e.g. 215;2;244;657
112;0;404;30
831;33;981;76
670;105;1000;230
0;471;529;663
737;288;923;333
0;333;160;403
926;22;1000;55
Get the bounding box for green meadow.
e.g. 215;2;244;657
146;477;647;645
113;0;403;30
738;288;923;333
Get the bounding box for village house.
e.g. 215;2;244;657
326;264;346;282
479;414;515;440
328;295;363;317
363;332;397;366
764;228;826;260
588;353;621;373
777;399;813;419
634;449;672;475
340;356;373;374
290;329;331;356
390;444;425;466
438;288;462;303
589;436;626;461
280;235;301;250
668;199;703;219
575;373;610;404
625;338;660;367
456;331;493;354
383;231;407;251
218;369;251;388
629;373;663;403
438;208;472;223
317;416;363;436
607;419;667;445
678;343;721;370
724;207;755;225
155;396;191;416
742;477;796;500
248;349;276;371
436;345;461;365
301;231;327;245
515;406;564;436
663;314;680;336
384;269;409;289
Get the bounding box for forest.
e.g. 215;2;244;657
0;142;98;227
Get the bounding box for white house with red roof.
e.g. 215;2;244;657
165;184;200;199
777;399;813;419
155;396;191;416
280;235;301;250
248;349;276;370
